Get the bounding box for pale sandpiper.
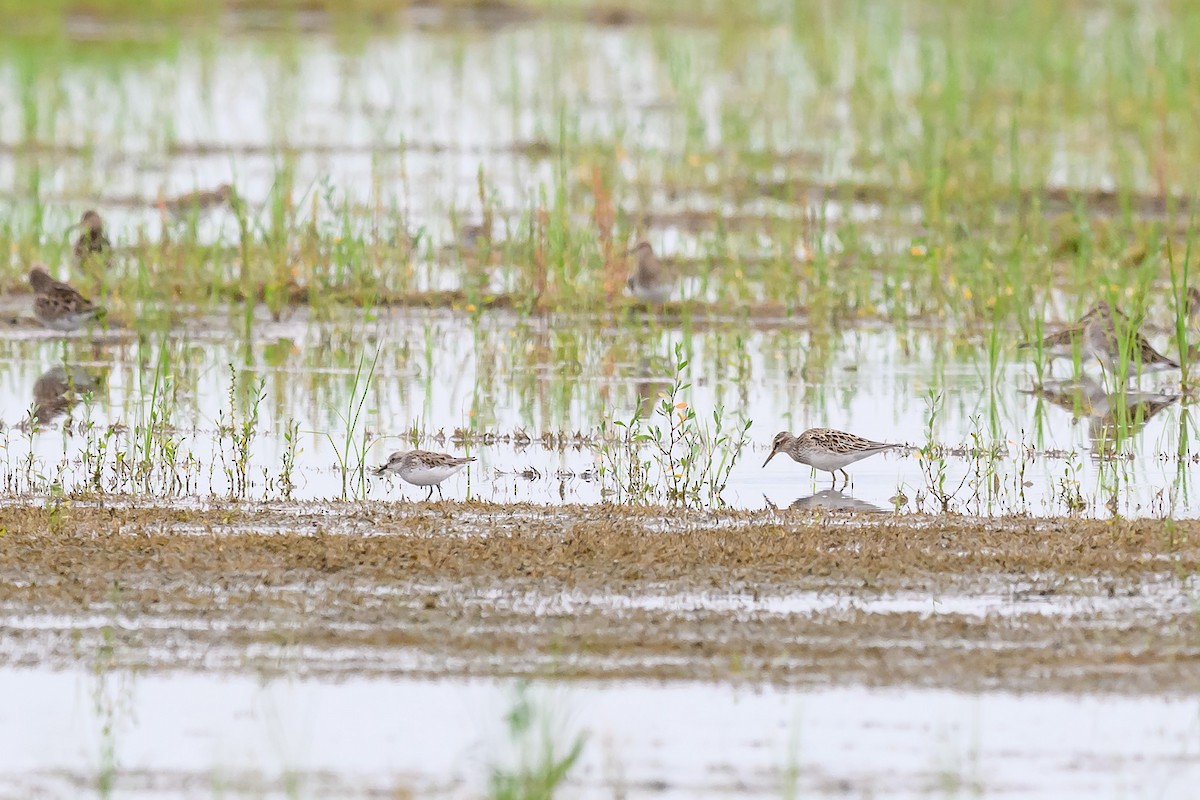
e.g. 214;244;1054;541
373;449;477;500
763;428;901;487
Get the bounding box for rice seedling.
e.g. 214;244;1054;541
487;682;586;800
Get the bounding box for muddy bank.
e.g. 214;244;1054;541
0;502;1197;692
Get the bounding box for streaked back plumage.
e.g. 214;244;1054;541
1082;302;1179;375
28;265;101;331
373;448;477;499
763;427;901;478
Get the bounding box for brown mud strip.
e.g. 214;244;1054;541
0;502;1197;691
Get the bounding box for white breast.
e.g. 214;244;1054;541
400;463;466;486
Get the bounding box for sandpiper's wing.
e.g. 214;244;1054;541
804;428;898;455
1089;307;1179;371
1019;324;1082;351
626;243;669;300
34;294;99;325
165;185;232;217
31;268;99;322
1134;334;1180;369
48;280;98;314
1021;302;1130;351
637;249;662;285
164;188;201;212
410;449;477;468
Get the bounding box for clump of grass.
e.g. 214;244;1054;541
600;342;750;507
277;418;302;500
216;363;266;499
330;345;379;501
488;682;586;800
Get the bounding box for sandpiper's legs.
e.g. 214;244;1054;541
424;486;434;501
841;469;851;486
436;484;444;501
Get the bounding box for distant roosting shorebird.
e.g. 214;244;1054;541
1018;302;1127;364
162;184;234;219
625;241;670;304
28;265;102;332
69;210;112;274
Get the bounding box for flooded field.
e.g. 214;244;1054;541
1;4;1199;516
0;311;1196;515
3;0;1200;796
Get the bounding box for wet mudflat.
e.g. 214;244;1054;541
1;502;1197;693
2;503;1199;797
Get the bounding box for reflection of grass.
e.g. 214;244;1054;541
601;341;751;507
328;344;379;501
91;581;134;799
931;717;984;799
779;719;802;800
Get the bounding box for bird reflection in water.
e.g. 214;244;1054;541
29;365;102;425
632;358;668;420
766;489;886;514
1023;375;1179;449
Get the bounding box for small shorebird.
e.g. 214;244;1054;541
625;241;670;304
763;428;901;486
1019;302;1127;364
1082;302;1178;377
28;265;102;331
69;210;112;273
457;216;493;251
162;184;234;219
373;449;476;500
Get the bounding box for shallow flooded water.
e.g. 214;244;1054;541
3;667;1199;799
0;10;1197;517
0;305;1193;516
